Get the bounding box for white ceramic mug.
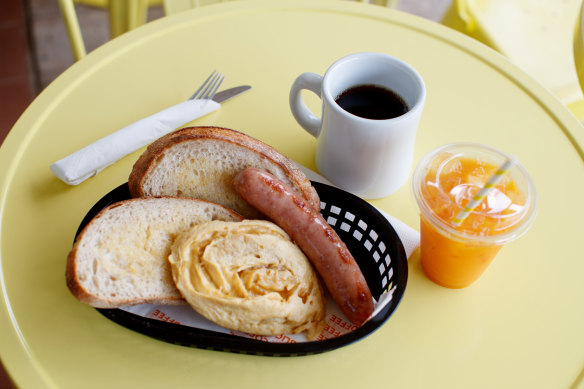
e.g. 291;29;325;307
289;52;426;198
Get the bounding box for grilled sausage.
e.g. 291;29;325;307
234;168;374;326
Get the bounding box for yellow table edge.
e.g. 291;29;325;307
1;1;584;387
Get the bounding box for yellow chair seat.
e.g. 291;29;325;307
442;0;584;120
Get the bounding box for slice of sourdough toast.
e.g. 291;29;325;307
66;196;243;308
128;126;320;219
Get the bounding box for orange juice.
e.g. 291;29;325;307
412;143;537;288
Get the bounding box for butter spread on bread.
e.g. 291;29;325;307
128;126;320;219
66;197;243;308
169;220;326;340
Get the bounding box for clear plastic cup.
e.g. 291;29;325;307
412;143;537;288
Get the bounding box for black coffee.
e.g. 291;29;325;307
335;84;408;120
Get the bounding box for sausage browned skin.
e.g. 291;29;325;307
234;168;374;326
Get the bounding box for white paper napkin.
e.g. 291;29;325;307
122;167;420;344
50;99;220;185
121;204;419;343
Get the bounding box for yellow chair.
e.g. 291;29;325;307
58;0;163;61
163;0;399;16
575;1;584;98
442;0;584;120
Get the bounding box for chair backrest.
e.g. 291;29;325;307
442;0;584;119
59;0;87;60
58;0;161;61
163;0;399;16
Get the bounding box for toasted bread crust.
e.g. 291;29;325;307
128;126;320;212
66;196;243;308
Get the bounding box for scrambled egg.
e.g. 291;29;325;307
168;220;325;339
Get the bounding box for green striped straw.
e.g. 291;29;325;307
451;157;516;227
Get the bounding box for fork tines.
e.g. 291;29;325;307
189;70;225;100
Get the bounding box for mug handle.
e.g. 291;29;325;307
289;72;323;138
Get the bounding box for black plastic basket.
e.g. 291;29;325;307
75;181;408;356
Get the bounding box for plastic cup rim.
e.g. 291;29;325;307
412;142;538;246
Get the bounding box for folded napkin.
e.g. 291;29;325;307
50;99;220;185
122;169;419;343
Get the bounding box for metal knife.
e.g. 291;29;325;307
212;85;251;103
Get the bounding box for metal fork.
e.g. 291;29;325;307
189;71;225;100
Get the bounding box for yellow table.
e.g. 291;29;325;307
1;1;583;388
